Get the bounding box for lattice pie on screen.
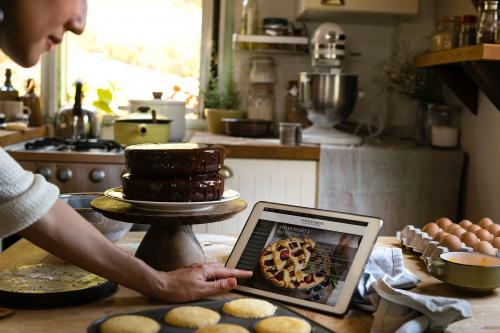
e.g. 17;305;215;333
259;238;326;290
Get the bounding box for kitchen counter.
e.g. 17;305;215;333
190;132;320;161
0;126;46;147
0;234;496;332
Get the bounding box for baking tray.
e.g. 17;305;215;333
87;298;334;333
0;263;118;309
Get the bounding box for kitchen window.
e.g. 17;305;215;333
63;0;204;111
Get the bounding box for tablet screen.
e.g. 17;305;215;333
235;207;366;306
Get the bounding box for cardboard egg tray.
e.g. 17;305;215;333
397;225;476;270
87;298;333;333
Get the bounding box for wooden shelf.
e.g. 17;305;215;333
415;44;500;114
233;34;309;55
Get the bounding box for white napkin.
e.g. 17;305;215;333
353;247;472;333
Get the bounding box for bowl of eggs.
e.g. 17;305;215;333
429;251;500;292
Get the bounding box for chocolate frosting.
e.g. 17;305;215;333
125;143;226;176
122;172;225;202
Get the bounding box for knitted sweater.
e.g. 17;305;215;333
0;148;59;238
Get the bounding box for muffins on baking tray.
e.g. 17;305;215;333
122;143;226;202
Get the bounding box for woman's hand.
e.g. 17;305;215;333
151;263;253;303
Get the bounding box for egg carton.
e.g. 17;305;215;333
397;225;475;271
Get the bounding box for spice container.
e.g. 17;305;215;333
459;15;478;47
431;16;460;52
477;1;499;43
263;17;288;50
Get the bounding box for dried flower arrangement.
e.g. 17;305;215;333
375;41;443;103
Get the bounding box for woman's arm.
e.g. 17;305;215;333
19;200;252;302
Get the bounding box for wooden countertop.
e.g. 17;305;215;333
0;235;497;332
0;126;46;147
190;132;320;161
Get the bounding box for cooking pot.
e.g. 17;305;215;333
113;106;171;146
127;92;185;142
429;251;500;293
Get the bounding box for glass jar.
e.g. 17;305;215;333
249;57;276;84
459;15;478;47
431;16;460;52
240;0;260;50
477;1;499;43
247;83;275;121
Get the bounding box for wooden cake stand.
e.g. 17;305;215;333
91;196;247;271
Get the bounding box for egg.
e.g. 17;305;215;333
476;229;493;241
445;224;461;233
432;231;449;242
479;217;494;229
488;224;500;235
461;232;480;247
440;234;462;251
459;220;473;229
436;217;453;229
474;241;497;256
422;223;441;237
491;237;500;250
452;227;466;238
467;224;482;233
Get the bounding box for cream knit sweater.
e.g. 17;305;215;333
0;148;59;238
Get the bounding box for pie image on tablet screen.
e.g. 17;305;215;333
259;238;327;290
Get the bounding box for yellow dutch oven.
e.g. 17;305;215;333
113;107;171;146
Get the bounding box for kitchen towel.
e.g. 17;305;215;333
355;247;472;333
318;142;464;236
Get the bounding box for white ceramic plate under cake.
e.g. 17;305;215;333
104;187;240;212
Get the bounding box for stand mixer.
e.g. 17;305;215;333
299;23;362;145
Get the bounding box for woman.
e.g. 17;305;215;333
0;0;252;302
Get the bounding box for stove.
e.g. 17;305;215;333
6;138;127;194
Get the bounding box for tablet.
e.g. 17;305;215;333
226;201;383;316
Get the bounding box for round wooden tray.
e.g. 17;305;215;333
91;196;247;271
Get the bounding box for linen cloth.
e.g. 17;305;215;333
318;142;464;236
0;148;59;238
355;247;471;333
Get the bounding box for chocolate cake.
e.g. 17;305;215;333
124;143;225;177
122;143;226;202
122;172;224;202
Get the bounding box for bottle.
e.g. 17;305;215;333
431;16;460;52
458;15;477;47
240;0;260;49
285;81;310;128
0;69;19;100
21;79;43;126
477;1;499;43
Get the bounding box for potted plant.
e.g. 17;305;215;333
203;73;244;134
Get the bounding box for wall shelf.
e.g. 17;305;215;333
415;44;500;114
233;34;309;55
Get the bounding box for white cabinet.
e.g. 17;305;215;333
192;158;318;236
296;0;419;20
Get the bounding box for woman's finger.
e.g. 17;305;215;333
204;265;253;280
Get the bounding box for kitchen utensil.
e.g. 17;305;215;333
59;193;133;242
128;92;186;142
21;78;43;126
222;118;273;137
279;122;302;145
0;263;117;308
0;69;18;101
113;106;171;146
54;81;100;140
104;187;240;212
0;100;31;122
87;298;331;333
429;252;500;292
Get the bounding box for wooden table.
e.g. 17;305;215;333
0;235;499;333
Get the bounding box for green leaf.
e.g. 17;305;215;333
93;100;113;114
97;88;113;104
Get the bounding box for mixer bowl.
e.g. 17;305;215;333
299;73;358;126
59;193;133;242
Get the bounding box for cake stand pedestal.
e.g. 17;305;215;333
91;197;247;271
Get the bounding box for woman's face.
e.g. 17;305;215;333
1;0;87;67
